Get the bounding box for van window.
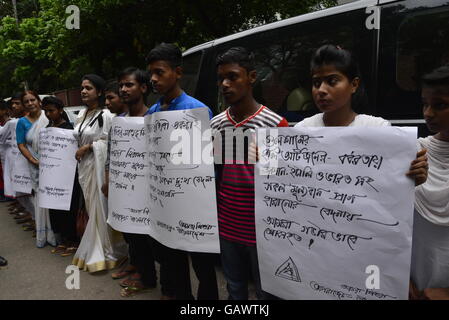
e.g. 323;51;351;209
377;1;449;121
213;8;375;123
180;51;203;96
396;9;449;92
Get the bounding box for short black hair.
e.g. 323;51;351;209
41;96;70;123
0;100;8;110
42;96;65;110
311;44;360;81
105;80;120;95
422;65;449;88
216;47;256;72
10;92;22;101
145;43;182;69
118;67;151;98
118;67;150;87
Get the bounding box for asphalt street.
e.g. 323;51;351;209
0;201;234;300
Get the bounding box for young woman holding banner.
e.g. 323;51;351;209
0;101;11;202
41;96;81;257
17;90;56;248
4;93;34;228
292;45;430;300
72;74;126;272
294;44;428;185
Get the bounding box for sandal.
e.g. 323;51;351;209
60;247;78;257
13;212;28;219
16;216;32;224
51;245;67;254
112;265;137;280
120;282;154;297
22;224;35;232
119;273;142;287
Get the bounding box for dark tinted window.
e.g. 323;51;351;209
180;51;203;96
211;8;375;123
378;0;449;121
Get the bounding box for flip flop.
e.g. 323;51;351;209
22;225;35;232
51;245;67;254
60;247;78;257
112;266;137;280
119;274;143;287
120;284;154;297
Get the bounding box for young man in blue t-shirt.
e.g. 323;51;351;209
146;43;218;300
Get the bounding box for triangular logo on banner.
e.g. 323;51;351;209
275;257;301;282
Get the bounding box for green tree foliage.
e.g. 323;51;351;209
0;0;337;98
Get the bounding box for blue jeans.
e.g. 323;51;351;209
220;238;273;300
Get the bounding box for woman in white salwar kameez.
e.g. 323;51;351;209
410;65;449;300
72;74;127;273
5;95;34;214
17;91;55;248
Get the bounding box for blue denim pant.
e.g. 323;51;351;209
220;238;274;300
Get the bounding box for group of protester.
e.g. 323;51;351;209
0;42;448;300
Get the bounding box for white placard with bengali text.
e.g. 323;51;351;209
11;148;32;194
144;108;219;253
3;120;20;197
38;127;78;210
107;117;150;234
255;126;416;300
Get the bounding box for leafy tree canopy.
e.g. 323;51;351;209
0;0;337;98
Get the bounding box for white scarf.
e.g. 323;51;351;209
415;136;449;226
26;111;49;157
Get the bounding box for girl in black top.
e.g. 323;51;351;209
43;97;73;130
42;97;81;256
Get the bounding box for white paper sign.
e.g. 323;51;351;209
2;120;19;197
144;108;219;253
107;117;150;234
255;126;416;300
11;140;32;195
38;127;78;210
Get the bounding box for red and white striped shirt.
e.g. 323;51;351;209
211;105;289;246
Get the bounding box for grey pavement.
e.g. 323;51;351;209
0;201;236;300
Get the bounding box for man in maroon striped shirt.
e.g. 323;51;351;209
211;47;288;300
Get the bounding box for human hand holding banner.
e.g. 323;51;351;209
255;126;416;300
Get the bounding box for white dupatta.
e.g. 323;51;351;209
25;112;56;248
415;136;449;226
72;109;127;272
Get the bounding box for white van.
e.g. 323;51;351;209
162;0;449;137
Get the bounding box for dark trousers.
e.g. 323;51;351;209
49;173;81;244
122;233;157;287
220;238;278;300
153;239;219;300
191;252;219;300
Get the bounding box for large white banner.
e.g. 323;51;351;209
255;126;416;300
107;117;150;234
144;108;219;253
1;120;19;197
38;128;78;210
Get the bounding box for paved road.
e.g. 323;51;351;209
0;201;236;300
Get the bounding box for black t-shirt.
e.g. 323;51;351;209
46;121;74;130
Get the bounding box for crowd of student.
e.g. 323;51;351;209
0;42;448;300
